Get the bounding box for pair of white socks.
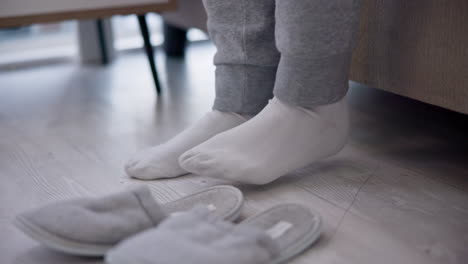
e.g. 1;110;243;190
125;97;349;184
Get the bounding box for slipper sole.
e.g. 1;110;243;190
15;215;112;256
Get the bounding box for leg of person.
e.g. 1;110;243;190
125;0;279;180
180;0;363;184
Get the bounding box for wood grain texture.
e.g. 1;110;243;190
0;42;467;264
350;165;468;263
350;0;468;114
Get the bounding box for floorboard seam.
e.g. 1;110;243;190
331;164;379;238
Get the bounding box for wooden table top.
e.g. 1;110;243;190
0;0;177;28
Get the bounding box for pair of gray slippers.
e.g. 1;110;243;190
15;185;322;264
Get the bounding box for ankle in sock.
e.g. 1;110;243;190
179;97;349;185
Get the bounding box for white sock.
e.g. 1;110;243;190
179;96;349;185
125;111;249;180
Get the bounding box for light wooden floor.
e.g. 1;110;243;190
1;42;467;264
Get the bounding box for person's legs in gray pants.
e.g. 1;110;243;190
126;0;363;183
274;0;362;107
205;0;362;112
178;0;364;184
205;0;280;115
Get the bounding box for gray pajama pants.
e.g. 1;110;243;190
204;0;363;115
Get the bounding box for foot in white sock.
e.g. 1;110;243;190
179;97;349;185
125;111;249;180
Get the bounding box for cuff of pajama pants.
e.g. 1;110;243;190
213;65;277;115
273;53;352;108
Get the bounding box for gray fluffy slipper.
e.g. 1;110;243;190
106;203;321;264
14;185;243;257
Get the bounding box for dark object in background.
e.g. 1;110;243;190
163;22;187;57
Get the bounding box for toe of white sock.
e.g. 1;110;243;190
178;150;215;175
124;159;137;172
178;151;201;173
125;163;148;179
125;162;158;180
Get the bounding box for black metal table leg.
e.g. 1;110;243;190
137;14;161;94
96;19;109;65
